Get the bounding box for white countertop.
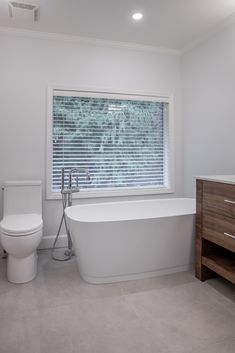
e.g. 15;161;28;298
196;175;235;185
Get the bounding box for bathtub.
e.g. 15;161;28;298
65;198;196;284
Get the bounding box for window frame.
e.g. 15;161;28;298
46;85;174;200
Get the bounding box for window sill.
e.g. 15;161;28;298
46;186;175;200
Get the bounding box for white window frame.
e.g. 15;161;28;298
46;85;174;200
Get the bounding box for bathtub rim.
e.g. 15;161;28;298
65;197;196;223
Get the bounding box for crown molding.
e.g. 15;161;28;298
1;12;235;58
0;26;180;56
181;12;235;55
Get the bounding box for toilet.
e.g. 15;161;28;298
0;181;43;283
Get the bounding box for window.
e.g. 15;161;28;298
47;88;174;199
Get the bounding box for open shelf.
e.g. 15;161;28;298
202;254;235;284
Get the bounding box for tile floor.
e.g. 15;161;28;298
0;249;234;353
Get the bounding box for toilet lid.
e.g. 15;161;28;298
0;214;43;236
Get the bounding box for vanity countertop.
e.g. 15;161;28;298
196;175;235;185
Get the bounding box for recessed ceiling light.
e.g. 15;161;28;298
132;13;143;21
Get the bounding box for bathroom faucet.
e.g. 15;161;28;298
61;167;91;206
68;167;91;194
52;167;91;261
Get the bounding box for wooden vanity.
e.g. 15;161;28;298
196;176;235;284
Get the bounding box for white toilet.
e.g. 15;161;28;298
0;181;43;283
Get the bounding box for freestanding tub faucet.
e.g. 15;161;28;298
52;167;91;261
67;167;91;206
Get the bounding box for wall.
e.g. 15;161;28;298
0;31;182;241
182;22;235;196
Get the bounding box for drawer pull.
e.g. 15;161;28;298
224;199;235;205
224;232;235;239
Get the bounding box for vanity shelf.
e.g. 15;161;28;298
202;254;235;284
196;177;235;284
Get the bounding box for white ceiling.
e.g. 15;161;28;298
0;0;235;51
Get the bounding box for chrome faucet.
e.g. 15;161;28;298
68;167;91;191
61;167;91;206
52;167;91;261
68;167;91;206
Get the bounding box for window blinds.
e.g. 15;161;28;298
52;91;169;193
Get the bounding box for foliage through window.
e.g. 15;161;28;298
49;90;172;196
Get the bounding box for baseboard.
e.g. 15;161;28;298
39;234;68;250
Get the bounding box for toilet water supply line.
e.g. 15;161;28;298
51;167;91;262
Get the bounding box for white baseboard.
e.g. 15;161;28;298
39;234;68;250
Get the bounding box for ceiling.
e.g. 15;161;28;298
0;0;235;51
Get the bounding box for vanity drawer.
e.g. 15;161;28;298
203;181;235;218
203;211;235;252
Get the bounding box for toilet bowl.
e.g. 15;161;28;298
0;181;43;283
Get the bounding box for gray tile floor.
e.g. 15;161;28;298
0;249;234;353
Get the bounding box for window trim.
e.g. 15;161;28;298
46;85;175;200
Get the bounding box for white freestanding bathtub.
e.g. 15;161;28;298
65;198;196;284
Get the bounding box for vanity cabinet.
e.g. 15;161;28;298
196;178;235;284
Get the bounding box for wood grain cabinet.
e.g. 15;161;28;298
196;178;235;284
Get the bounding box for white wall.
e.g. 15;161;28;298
182;22;235;196
0;32;182;239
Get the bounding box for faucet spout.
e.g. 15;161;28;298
66;167;91;206
68;168;91;189
61;167;91;198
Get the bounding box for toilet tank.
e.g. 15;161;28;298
3;181;42;217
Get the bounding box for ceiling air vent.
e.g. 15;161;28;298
8;2;40;21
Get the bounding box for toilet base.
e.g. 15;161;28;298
7;252;38;284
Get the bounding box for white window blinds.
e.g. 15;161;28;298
51;90;170;195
